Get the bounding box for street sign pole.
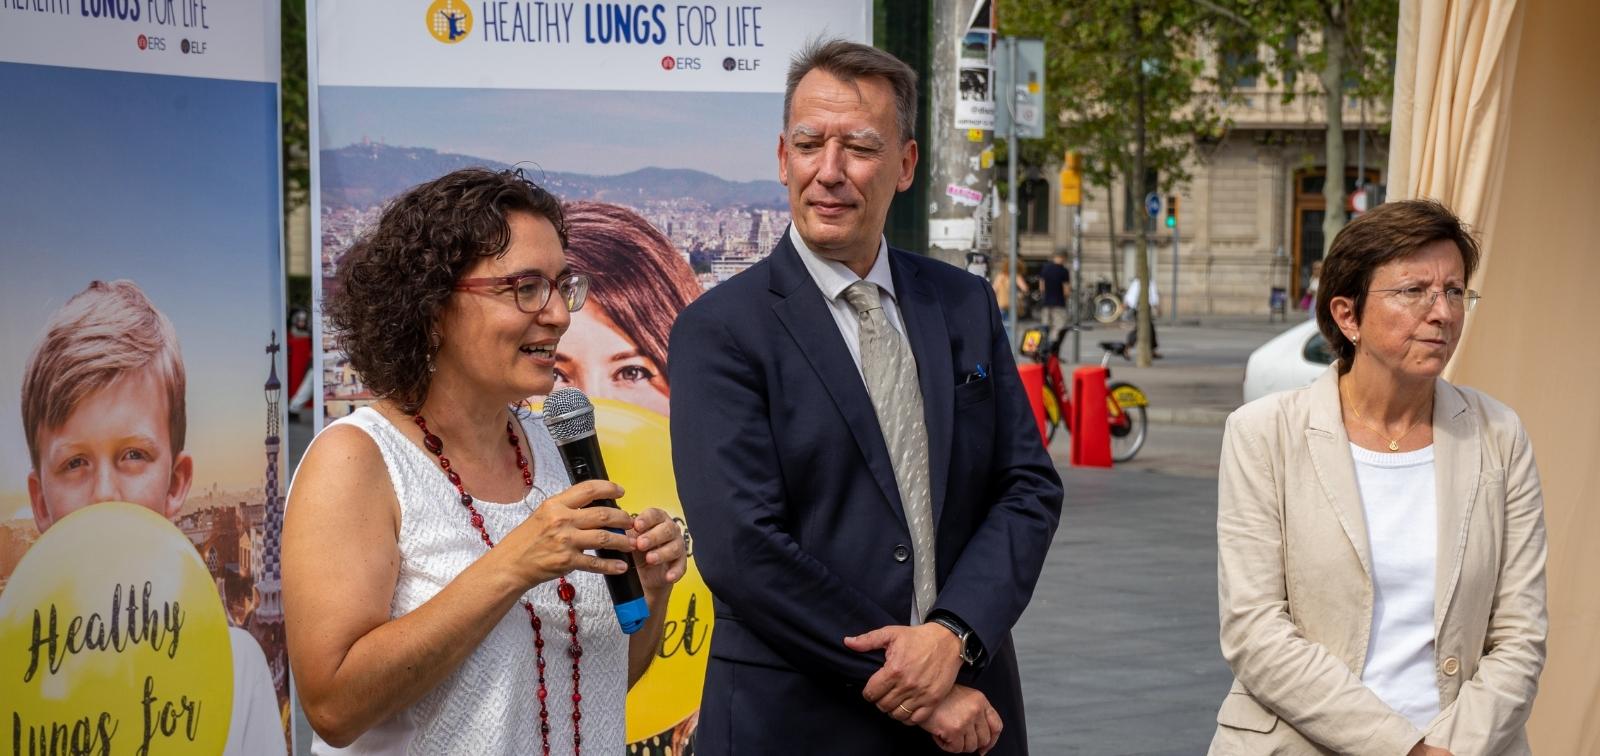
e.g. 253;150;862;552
1004;37;1019;348
1143;192;1162;330
995;36;1044;350
1171;217;1179;324
1071;208;1083;363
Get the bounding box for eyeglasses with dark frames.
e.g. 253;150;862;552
454;272;590;313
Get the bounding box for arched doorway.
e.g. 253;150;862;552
1291;167;1382;304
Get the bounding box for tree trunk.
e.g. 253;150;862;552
1319;2;1348;256
1132;1;1153;368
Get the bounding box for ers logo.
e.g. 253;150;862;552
660;56;675;70
661;56;701;71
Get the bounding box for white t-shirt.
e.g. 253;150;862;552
1350;443;1441;731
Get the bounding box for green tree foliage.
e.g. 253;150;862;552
1000;0;1240;365
1000;1;1234;199
282;0;309;212
1226;0;1398;251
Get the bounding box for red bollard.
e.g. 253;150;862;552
1070;366;1113;467
1015;363;1049;447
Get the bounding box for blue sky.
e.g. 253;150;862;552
318;87;785;182
0;63;282;519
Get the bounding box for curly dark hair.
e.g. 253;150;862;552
326;167;567;411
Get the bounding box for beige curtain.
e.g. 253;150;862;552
1389;1;1600;751
1388;0;1525;231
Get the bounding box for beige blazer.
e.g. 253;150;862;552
1210;367;1547;755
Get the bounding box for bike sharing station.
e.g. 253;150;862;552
1018;326;1149;467
996;39;1149;468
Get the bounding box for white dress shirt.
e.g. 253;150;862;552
789;225;915;383
1124;277;1159;309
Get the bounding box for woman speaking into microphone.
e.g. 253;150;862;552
282;168;686;754
1211;200;1547;755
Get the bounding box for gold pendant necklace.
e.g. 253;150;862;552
1343;385;1431;451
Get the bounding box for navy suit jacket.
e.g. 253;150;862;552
668;232;1063;755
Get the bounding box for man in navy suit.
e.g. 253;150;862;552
669;39;1063;755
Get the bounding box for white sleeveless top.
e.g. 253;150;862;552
310;407;627;755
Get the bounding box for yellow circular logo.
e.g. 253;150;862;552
426;0;473;44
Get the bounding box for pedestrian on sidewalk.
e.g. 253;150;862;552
992;263;1030;323
1123;276;1161;359
1300;259;1323;316
1039;251;1071;346
1211;199;1546;756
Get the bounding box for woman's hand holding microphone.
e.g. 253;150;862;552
489;479;685;593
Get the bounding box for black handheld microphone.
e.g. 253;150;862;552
542;387;649;634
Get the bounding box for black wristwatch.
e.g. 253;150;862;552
928;613;984;666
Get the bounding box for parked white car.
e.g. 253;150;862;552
1242;319;1337;403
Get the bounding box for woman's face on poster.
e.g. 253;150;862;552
553;304;670;417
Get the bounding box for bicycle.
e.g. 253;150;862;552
1019;325;1149;462
1089;277;1125;324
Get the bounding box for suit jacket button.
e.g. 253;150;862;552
892;545;910;562
1442;656;1459;676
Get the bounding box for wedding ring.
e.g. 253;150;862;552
897;703;914;716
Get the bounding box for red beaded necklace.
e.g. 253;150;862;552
412;413;584;756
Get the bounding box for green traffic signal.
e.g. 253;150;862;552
1164;214;1175;229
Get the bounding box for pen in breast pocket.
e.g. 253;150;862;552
972;363;988;381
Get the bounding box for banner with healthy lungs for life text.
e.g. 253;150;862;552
311;1;868;751
0;3;290;754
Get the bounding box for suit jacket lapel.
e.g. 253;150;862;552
1305;367;1374;577
1432;378;1478;633
767;234;907;528
888;250;954;525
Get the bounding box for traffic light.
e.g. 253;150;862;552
1164;195;1178;229
1059;151;1082;206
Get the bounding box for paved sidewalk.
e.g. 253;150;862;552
1003;316;1299;754
1014;423;1232;755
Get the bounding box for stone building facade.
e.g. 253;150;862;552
1004;79;1388;317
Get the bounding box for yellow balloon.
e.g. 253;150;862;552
581;399;712;744
0;502;233;754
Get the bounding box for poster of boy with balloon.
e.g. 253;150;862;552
0;5;292;753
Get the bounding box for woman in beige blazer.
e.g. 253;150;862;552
1211;200;1547;755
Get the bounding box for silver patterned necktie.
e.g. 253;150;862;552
842;280;937;623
